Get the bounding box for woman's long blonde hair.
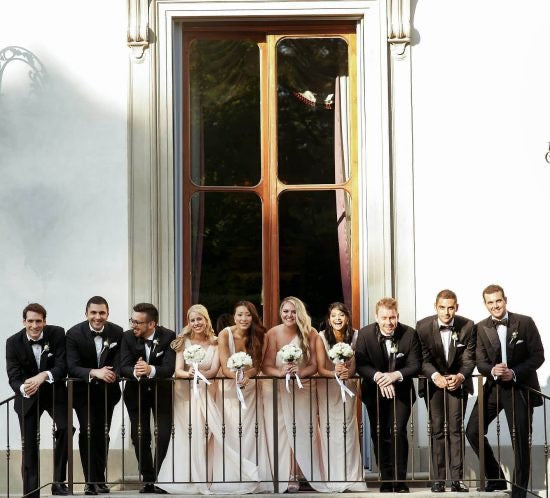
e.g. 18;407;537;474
280;296;313;362
171;304;217;352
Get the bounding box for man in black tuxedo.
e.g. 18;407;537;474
466;284;544;498
355;297;421;493
119;303;176;494
416;289;475;493
66;296;123;495
5;303;69;497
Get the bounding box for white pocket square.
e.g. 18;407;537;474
396;352;405;358
516;339;524;344
156;350;164;357
456;343;465;348
47;353;53;357
109;342;118;349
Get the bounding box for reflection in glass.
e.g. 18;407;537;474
278;190;352;328
277;38;349;185
189;39;261;186
190;192;263;323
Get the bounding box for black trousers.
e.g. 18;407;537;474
18;396;68;498
126;384;173;483
74;386;118;484
423;386;467;480
466;383;532;498
365;392;412;481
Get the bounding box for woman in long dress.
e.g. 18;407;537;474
261;296;330;492
316;302;367;492
157;304;220;494
209;301;273;494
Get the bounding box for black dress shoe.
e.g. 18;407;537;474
431;481;446;492
51;483;69;495
96;484;110;494
85;484;98;495
485;480;507;492
380;482;394;492
450;481;468;492
140;484;167;494
394;482;410;493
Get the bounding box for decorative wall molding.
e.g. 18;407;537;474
387;0;410;57
0;46;48;96
127;0;150;61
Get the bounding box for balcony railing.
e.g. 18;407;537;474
1;375;548;496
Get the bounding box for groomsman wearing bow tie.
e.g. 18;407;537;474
466;284;544;498
355;297;421;493
416;290;475;493
5;303;69;497
66;296;123;495
119;303;176;494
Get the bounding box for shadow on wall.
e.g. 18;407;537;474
0;44;128;401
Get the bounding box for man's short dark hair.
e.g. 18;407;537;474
86;296;109;311
133;303;159;324
22;303;47;320
482;284;506;301
436;289;457;303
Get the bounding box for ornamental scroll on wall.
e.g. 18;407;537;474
387;0;411;56
127;0;149;61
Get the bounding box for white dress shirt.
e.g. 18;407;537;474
431;320;454;382
21;332;54;398
134;332;157;379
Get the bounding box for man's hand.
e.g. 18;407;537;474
433;373;448;389
23;372;48;396
91;366;117;383
375;371;401;388
445;373;464;391
379;383;396;399
492;363;508;377
500;368;514;382
134;357;152;377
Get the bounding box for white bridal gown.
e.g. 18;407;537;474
317;331;367;492
208;328;273;494
262;335;331;493
156;340;217;494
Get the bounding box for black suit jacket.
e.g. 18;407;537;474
355;322;421;403
476;312;544;406
119;326;176;410
416;314;476;396
6;325;67;416
66;320;123;406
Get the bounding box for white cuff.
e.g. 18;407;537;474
373;371;381;382
45;371;54;384
396;371;404;382
20;384;30;398
431;372;440;382
147;366;156;379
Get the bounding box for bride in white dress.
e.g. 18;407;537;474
261;296;330;493
316;302;367;492
209;301;273;494
157;304;219;494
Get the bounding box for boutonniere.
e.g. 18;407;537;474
151;338;159;353
509;331;518;344
41;343;50;355
451;331;459;343
100;339;110;355
389;342;398;355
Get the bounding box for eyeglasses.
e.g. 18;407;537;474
129;318;148;326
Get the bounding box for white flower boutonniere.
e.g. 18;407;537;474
41;343;50;355
389;343;398;355
451;331;459;343
509;331;518;344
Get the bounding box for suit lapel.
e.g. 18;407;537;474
368;326;386;371
98;333;110;367
21;331;39;373
148;329;160;364
506;314;519;359
483;323;501;362
447;318;460;367
38;329;48;371
430;320;446;365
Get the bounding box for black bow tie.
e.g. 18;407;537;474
143;338;154;348
439;325;454;332
493;318;508;328
91;330;105;340
29;338;44;347
379;333;394;344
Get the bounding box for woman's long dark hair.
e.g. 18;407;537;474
324;302;354;348
234;300;266;367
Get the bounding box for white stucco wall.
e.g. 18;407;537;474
412;0;550;448
0;0;129;408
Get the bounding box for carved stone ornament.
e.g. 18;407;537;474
387;0;410;56
127;0;150;61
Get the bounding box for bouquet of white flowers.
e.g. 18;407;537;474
227;351;253;408
328;341;355;403
328;342;354;364
277;343;304;393
183;344;210;397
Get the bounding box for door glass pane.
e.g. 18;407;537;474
277;38;349;185
189;39;261;186
278;190;352;328
190;192;263;325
